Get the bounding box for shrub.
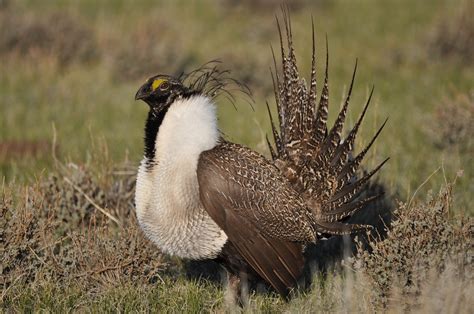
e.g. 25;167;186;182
428;1;474;64
1;160;471;311
1;162;166;302
351;181;473;309
427;90;474;152
0;8;98;66
107;21;192;82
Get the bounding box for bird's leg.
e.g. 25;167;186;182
225;272;241;307
225;272;248;308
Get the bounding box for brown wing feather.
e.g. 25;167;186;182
198;141;315;243
220;208;303;297
197;144;305;296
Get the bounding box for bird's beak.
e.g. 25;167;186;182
135;84;148;101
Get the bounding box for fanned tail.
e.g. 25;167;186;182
267;11;388;237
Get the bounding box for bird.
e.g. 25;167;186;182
133;14;388;300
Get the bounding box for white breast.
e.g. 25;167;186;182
135;95;228;259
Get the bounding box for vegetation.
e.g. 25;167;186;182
1;0;472;312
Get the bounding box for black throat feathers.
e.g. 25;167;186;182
143;107;169;168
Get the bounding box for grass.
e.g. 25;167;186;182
1;162;471;311
1;0;472;212
1;0;473;312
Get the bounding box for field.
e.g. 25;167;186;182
1;0;473;312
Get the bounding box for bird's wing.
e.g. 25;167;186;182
197;141;307;296
198;141;315;242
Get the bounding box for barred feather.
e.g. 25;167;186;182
305;17;318;134
267;12;388;237
321;194;383;222
313;40;330;147
336;118;388;187
330;158;389;206
329;88;374;175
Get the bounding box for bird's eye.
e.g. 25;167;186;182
160;82;170;90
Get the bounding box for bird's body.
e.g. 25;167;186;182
135;93;310;294
133;15;387;299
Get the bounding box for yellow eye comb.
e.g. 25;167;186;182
152;78;167;91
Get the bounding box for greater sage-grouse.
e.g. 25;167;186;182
134;17;387;299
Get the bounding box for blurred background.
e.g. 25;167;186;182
0;0;472;214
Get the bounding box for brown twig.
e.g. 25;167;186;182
73;261;134;278
63;177;122;227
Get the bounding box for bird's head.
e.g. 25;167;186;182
135;75;189;112
135;63;252;114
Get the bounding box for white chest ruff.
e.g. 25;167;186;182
135;96;227;259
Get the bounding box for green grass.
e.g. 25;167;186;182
1;0;473;311
4;277;224;312
1;0;472;214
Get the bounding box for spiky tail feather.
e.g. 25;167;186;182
267;10;388;237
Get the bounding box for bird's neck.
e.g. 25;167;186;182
143;108;168;166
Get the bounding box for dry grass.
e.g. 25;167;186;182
426;90;474;151
0;8;98;66
1;162;167;296
428;0;474;64
0;157;224;311
106;20;192;82
0;139;54;161
1;157;472;312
